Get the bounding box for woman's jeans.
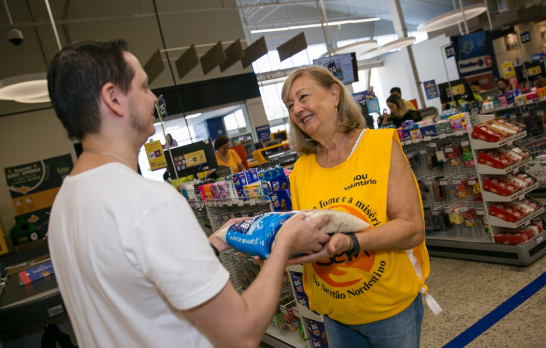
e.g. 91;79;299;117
323;295;424;348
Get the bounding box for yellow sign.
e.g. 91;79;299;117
502;61;516;79
144;140;167;171
451;84;465;96
527;66;541;77
173;150;207;172
0;217;9;255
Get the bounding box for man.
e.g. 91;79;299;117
47;40;330;348
390;87;417;111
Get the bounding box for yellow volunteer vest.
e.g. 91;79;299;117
290;129;429;325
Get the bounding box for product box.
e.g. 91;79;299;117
478;150;515;169
435;121;452;136
308;320;327;341
246;168;259;184
291;273;312;310
270;190;292;212
483;177;519;196
471;125;504;143
410;128;421;141
270;173;289;192
312;338;329;348
494;231;531;245
419;124;437;137
236;172;249;187
18;261;54;285
489;203;528;223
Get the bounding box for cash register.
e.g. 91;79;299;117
251;131;298;167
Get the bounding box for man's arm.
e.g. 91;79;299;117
189;215;330;348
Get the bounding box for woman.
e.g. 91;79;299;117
214;135;245;174
163;133;178;150
378;94;422;128
282;66;431;348
496;78;513;94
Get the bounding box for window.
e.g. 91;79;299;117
260;83;288;121
224;109;247;131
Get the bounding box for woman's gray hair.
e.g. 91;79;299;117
281;66;365;154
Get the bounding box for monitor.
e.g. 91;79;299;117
438;79;475;104
271;130;287;141
313;53;359;85
515;61;545;83
164;139;218;179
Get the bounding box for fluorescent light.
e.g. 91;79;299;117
0;73;48;101
166;125;180;131
185;113;202;119
15;94;51;103
417;4;487;32
250;17;380;34
320;40;377;58
358;37;416;60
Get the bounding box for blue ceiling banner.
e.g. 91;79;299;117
459;31;487;60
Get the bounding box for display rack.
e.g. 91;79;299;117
401;126;546;265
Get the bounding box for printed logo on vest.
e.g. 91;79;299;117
344;174;377;191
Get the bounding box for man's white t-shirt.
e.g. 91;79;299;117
49;163;229;347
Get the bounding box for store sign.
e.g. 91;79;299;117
531;53;545;62
502;61;516;79
457;55;493;74
444;45;455;59
423;80;439;100
256;66;308;82
144;140;167;171
366;98;380;113
520;31;531;44
255;125;271;142
155;96;168;120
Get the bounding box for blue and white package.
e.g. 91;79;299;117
270;173;289;192
224;212;296;258
246;168;259;183
271;190;292;211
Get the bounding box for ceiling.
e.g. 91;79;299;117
0;0;503;116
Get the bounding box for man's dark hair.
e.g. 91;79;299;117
390;87;401;95
214;135;230;150
47;39;135;140
469;80;481;87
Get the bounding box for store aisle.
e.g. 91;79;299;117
421;255;546;348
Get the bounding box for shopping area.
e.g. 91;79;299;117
2;0;546;347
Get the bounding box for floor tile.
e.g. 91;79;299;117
421;294;494;346
513;284;546;318
420;338;443;348
426;257;477;291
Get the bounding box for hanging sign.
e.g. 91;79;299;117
155;96;168;121
444;44;455;59
366;98;381;113
520;31;531;44
255;125;271;143
424;80;439;100
502;61;516;79
144;141;167;171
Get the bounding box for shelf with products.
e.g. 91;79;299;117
262;323;309;348
488;207;545;229
481;182;539;202
470;131;527;150
476;156;532;175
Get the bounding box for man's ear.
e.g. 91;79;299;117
101;82;125;117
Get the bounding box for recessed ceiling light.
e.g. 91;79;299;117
166;125;181;131
15;94;51;103
0;73;48;100
185;113;202;119
250;18;380;34
417;4;487;33
358;37;416;60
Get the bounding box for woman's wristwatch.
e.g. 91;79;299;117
347;233;361;253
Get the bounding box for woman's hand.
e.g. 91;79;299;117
208;217;252;254
286;233;353;265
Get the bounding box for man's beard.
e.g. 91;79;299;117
129;103;155;138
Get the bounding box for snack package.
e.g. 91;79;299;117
483;176;519;196
215;210;370;258
308;320;329;348
478;150;516;169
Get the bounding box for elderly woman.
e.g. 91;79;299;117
282;66;431;348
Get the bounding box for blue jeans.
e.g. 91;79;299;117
323;295;424;348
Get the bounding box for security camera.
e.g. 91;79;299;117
8;28;24;46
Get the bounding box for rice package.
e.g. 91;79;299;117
215;209;370;258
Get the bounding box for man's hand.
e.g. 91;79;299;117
274;215;330;256
287;233;353;265
208;217;251;254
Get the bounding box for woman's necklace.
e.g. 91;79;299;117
83;150;129;167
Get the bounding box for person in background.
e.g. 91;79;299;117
497;78;513;94
214;135;245;174
390;87;416;111
281;65;429;348
534;78;546;89
379;94;422;128
47;39;331;348
163;133;178;150
469;80;484;95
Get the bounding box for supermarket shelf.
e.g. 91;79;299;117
426;231;546;266
482;182;539;202
470;131;527;150
262;323;308;348
188;196;272;208
476;156;532;175
426;233;492;243
294;302;323;323
493;98;546;114
488;207;545;229
287;264;303;273
400;130;467;147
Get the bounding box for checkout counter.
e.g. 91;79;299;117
0;240;75;347
250;130;299;168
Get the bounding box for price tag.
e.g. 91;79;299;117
537;236;544;245
250;199;256;205
512;166;519;173
207;202;212;207
507;140;513;146
424;181;432;185
444;208;451;214
227;201;233;207
439;134;447;139
440;181;448;186
455;131;464;136
461;141;469;146
424;136;432;141
453;179;462;184
525;219;531;226
405;140;412;145
212;201;217;207
510;114;517;120
476;210;485;215
217;201;223;208
419;149;427;155
460;206;469;212
445;147;453;153
519;194;525;200
468;180;477;185
429;142;437;148
522;112;530;117
238;200;244;207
